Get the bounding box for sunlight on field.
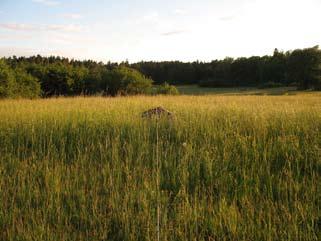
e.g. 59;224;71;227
0;94;321;240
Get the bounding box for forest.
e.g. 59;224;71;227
0;46;320;98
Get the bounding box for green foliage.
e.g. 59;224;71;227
41;64;75;96
0;59;16;98
0;59;41;98
3;57;154;97
155;82;179;95
1;45;320;99
102;66;153;96
133;47;321;90
14;68;41;98
83;65;105;95
70;66;89;95
287;46;321;90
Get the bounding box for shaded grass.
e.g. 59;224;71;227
0;95;321;240
176;85;318;96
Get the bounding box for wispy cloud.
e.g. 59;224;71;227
32;0;60;6
46;24;83;32
0;46;35;57
62;13;83;20
173;9;188;15
0;46;88;59
161;30;186;36
0;23;38;31
0;33;33;41
136;12;159;24
143;12;159;21
219;15;236;21
0;23;83;32
46;34;95;45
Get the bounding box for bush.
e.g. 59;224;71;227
155;82;179;95
41;64;74;97
0;60;41;99
102;67;153;96
0;59;16;98
14;68;41;98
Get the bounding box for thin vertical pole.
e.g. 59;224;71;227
156;118;160;241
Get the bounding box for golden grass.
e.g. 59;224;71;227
0;94;320;240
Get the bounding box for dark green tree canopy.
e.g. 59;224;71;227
0;59;41;98
287;46;321;90
0;46;320;98
102;66;153;96
0;59;16;98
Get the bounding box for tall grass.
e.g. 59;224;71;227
0;95;320;241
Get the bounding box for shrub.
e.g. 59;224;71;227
41;64;74;97
0;60;41;99
0;59;16;98
102;67;153;96
14;68;41;98
155;82;179;95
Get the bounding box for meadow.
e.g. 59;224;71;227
0;93;321;241
176;86;303;95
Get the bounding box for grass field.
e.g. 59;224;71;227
0;94;321;240
176;86;305;95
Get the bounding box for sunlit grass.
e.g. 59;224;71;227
0;94;320;240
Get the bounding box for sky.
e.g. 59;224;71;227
0;0;320;63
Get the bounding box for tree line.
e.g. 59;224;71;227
0;46;320;98
132;46;321;89
0;58;157;98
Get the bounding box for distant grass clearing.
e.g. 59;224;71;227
175;85;313;95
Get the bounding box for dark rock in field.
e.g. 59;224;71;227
142;106;174;119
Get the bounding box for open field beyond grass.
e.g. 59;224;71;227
176;86;310;96
0;94;321;240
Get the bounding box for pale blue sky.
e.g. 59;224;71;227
0;0;320;62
